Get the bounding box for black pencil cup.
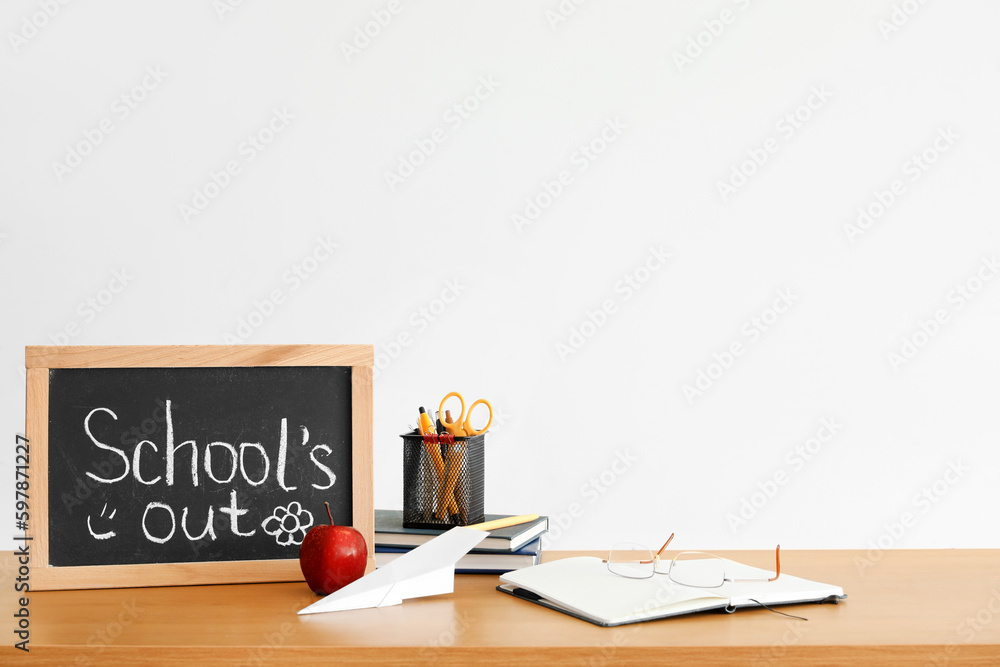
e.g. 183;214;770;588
401;431;485;529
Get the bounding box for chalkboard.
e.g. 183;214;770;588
26;345;374;590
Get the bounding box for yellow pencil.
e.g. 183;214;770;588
467;514;539;532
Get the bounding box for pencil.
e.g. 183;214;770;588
467;514;539;532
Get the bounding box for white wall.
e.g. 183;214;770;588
2;0;998;553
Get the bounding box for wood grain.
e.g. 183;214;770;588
3;549;999;665
25;368;49;568
351;364;376;574
25;344;374;368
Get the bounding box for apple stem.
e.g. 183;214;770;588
325;502;334;526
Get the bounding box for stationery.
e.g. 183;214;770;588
376;537;542;574
468;514;540;531
498;556;845;627
439;391;493;437
376;509;548;552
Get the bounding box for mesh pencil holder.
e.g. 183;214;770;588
401;431;485;529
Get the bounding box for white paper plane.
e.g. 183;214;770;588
298;526;489;615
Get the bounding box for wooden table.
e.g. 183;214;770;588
3;549;999;665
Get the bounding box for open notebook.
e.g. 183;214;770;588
498;556;845;627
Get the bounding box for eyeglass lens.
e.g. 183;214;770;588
607;542;654;579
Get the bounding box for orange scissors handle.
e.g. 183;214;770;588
463;399;493;436
439;392;493;437
439;392;467;436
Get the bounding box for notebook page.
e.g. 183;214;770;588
686;559;844;605
500;557;727;625
706;558;845;607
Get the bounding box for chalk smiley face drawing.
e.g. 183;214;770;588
87;502;118;540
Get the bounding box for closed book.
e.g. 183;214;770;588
374;509;548;552
376;538;542;574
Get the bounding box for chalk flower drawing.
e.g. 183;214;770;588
262;502;314;546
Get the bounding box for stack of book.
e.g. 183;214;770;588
374;509;548;574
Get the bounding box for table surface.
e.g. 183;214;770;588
3;549;1000;666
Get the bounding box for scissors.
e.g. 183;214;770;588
435;392;491;519
438;391;493;437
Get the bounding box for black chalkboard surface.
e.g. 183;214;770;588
26;344;375;590
48;366;352;567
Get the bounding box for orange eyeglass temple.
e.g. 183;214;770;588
769;545;781;582
654;533;676;558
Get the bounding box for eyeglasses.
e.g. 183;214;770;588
605;533;781;588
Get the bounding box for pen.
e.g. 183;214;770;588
467;514;540;532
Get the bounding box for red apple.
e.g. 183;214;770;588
299;502;368;595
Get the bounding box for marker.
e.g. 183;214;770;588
418;407;436;436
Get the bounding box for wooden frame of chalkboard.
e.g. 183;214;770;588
25;345;374;591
